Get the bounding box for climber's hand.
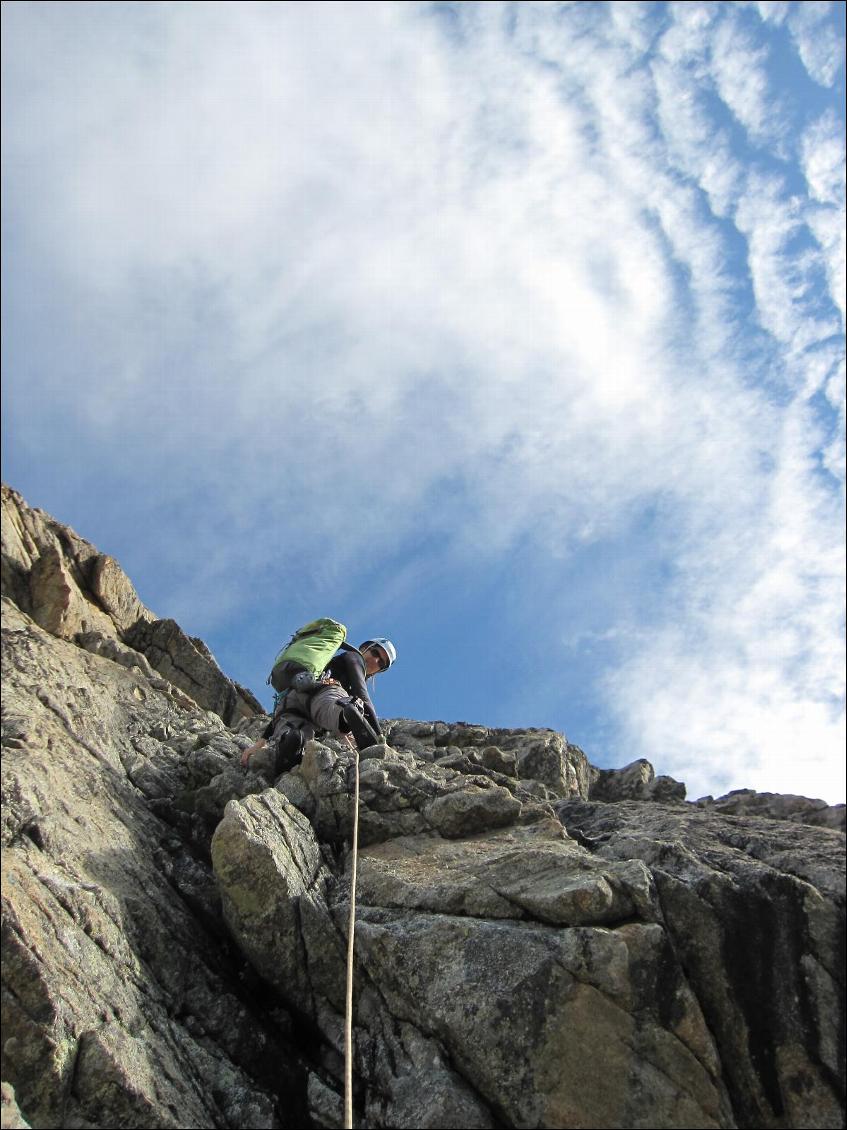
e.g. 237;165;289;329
241;738;267;768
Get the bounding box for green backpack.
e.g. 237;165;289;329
269;618;350;691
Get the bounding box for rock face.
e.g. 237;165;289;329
1;484;261;725
1;597;291;1130
210;730;844;1130
2;486;845;1130
696;788;846;831
557;800;845;1130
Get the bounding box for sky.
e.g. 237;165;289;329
2;0;844;804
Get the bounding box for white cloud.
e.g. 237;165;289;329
608;0;660;54
734;170;841;354
822;357;847;482
788;0;845;87
806;201;847;324
753;2;791;27
710;10;786;152
802;110;847;206
608;389;845;803
2;0;844;801
652;57;745;217
800;110;847;326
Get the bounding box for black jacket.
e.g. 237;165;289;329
327;650;379;730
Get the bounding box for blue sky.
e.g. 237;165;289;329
2;0;844;803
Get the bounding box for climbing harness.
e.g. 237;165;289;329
344;744;361;1130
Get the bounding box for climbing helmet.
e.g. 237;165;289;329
360;638;397;671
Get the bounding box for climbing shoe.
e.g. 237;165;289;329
271;726;306;775
341;701;382;752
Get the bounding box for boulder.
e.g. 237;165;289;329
212;791;345;1022
28;544;116;640
0;1084;30;1130
275;740;533;848
384;719;594;797
590;757;687;802
696;789;846;832
423;782;522;837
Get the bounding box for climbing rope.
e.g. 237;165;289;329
344;743;360;1130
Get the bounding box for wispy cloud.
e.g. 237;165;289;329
788;0;845;87
801;109;847;329
711;8;788;152
2;0;844;801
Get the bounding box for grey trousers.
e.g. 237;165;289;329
279;684;350;735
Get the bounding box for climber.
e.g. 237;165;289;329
240;638;397;774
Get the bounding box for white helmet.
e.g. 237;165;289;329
360;638;397;670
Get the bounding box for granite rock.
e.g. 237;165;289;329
1;598;295;1130
1;485;260;724
2;486;844;1130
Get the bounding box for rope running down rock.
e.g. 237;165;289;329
344;745;360;1129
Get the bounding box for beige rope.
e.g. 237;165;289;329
344;745;360;1129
